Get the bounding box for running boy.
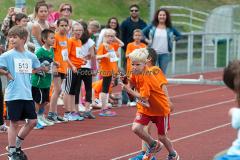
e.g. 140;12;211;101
120;48;179;160
0;26;43;160
47;18;69;123
129;48;173;160
31;29;55;129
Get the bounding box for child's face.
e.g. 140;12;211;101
45;33;55;46
8;35;25;48
17;18;28;27
73;25;83;39
58;21;68;34
88;25;98;34
131;61;145;74
133;32;142;42
105;33;115;44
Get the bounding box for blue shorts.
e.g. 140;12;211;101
6;100;37;121
215;154;240;160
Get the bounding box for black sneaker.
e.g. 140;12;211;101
83;111;96;119
16;148;28;160
8;152;22;160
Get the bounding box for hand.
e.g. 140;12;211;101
229;107;236;116
169;101;174;112
105;52;111;58
8;7;15;16
72;66;77;73
6;72;13;80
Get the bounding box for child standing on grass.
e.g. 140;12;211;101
120;48;179;160
0;26;44;160
214;60;240;160
31;29;55;129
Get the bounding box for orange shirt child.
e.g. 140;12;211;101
92;79;112;99
97;43;115;77
149;66;168;86
126;42;146;75
67;37;85;69
130;67;170;116
53;32;68;74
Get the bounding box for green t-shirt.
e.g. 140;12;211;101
31;47;54;88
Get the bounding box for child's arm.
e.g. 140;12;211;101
114;37;124;47
67;58;77;73
120;82;149;107
0;68;13;80
162;84;173;112
229;107;240;129
96;43;110;60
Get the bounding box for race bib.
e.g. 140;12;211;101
14;59;32;73
76;47;84;58
109;50;118;62
61;49;68;61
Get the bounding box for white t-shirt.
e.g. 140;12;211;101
81;39;95;69
152;28;169;54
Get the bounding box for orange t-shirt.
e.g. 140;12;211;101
111;42;120;75
68;37;85;69
126;42;146;75
149;66;168;86
130;67;170;116
53;32;68;74
92;79;112;99
97;43;115;77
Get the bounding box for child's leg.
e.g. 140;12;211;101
8;121;18;147
142;122;153;151
49;76;62;113
155;115;179;158
18;119;37;140
132;122;155;146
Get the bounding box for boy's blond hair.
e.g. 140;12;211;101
129;48;149;63
88;20;101;31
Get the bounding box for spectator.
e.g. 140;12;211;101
143;8;181;74
120;4;147;51
97;17;120;49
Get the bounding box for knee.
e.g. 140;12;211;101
27;119;37;128
132;124;141;134
158;134;167;142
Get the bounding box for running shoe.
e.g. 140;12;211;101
142;140;163;160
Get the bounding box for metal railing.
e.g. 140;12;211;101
170;32;240;75
160;6;209;31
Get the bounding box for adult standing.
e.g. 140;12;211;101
143;8;181;74
120;4;147;69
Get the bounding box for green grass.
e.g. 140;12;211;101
0;0;239;27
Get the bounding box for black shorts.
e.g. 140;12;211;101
65;69;82;95
53;72;66;79
6;100;37;121
32;87;50;104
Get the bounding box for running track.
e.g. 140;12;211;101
0;71;236;160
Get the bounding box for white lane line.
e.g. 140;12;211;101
0;98;234;157
111;123;230;160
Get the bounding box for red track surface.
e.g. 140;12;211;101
0;71;236;160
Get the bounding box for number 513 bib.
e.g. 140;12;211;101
14;59;32;73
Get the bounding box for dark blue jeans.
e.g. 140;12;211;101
157;53;170;74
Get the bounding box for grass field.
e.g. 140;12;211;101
0;0;239;26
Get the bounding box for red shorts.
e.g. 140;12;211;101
134;112;170;135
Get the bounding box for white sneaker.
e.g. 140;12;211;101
37;116;47;127
0;123;8;133
78;103;86;112
127;101;137;107
38;115;54;126
92;99;102;109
